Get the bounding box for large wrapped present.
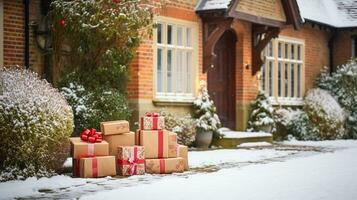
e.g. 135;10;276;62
168;132;178;158
177;145;189;170
79;156;116;178
136;130;169;158
145;157;185;174
104;132;135;156
69;137;109;177
140;112;165;130
117;146;145;176
101;120;130;135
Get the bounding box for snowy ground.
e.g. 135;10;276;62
1;140;357;200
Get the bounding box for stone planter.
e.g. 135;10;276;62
195;131;213;148
258;125;273;133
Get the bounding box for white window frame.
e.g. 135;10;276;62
0;0;3;67
153;16;198;102
260;36;305;106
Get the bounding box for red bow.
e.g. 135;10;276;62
146;112;160;117
80;128;103;143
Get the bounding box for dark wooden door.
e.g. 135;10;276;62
208;30;236;129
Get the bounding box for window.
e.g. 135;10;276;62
352;36;357;58
154;17;197;101
260;37;305;105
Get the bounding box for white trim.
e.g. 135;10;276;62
0;0;4;68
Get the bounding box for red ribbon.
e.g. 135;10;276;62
158;130;164;158
80;128;103;143
117;146;145;175
159;159;165;174
145;112;160;117
92;157;98;178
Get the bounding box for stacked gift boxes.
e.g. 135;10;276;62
69;113;189;178
136;113;189;174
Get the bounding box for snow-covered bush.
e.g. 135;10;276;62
60;80;131;135
193;85;221;133
247;91;275;133
304;88;347;140
160;111;196;146
0;68;73;181
316;60;357;138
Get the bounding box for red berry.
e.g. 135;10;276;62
113;0;120;4
59;19;66;27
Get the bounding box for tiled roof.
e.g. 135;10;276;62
195;0;233;12
296;0;357;28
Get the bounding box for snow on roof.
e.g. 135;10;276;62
196;0;232;12
297;0;357;28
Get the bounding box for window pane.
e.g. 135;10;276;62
269;61;273;96
261;64;266;92
268;41;273;57
285;43;289;59
298;64;302;97
177;27;183;46
176;50;183;93
297;45;301;60
291;63;295;97
291;44;295;59
157;24;162;44
167;25;172;45
278;42;282;58
278;62;282;97
285;63;289;97
157;49;162;92
186;28;192;47
186;51;192;93
167;50;172;92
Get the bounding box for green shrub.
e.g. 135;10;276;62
160;111;196;146
0;68;73;181
304;88;347;140
316;60;357;138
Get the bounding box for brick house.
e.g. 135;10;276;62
1;0;357;131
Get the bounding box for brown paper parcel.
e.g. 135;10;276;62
137;130;169;159
104;132;135;156
140;116;165;130
177;145;189;170
79;156;116;178
168;132;178;158
145;157;185;174
117;146;145;176
100;120;130;135
69;137;109;159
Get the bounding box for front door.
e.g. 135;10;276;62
207;30;236;129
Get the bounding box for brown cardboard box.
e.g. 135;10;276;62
140;116;165;130
178;145;189;170
145;157;185;174
136;130;169;159
100;120;130;135
69;137;109;158
79;156;116;178
117;146;145;176
104;132;135;156
168;132;178;158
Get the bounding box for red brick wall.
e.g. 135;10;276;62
3;0;44;74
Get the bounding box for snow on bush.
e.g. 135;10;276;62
316;60;357;138
0;68;74;181
247;91;275;133
193;85;221;133
304;88;347;140
160;111;196;146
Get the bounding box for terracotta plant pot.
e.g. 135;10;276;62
195;131;213;148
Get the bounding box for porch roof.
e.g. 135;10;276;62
196;0;357;28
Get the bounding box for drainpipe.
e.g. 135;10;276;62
328;29;337;73
24;0;30;69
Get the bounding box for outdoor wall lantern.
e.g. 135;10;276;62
34;16;52;51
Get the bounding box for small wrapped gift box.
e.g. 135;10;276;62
140;112;165;130
100;120;130;135
136;130;169;159
177;145;189;170
79;156;116;178
104;132;135;156
69;137;109;177
145;157;185;174
168;132;178;158
117;146;145;176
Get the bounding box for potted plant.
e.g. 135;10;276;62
193;84;221;148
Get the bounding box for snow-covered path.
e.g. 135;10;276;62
1;141;357;200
